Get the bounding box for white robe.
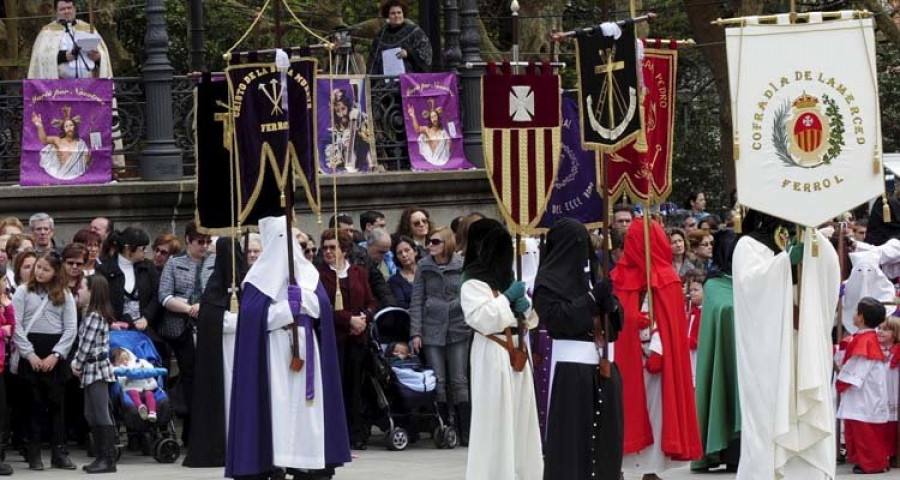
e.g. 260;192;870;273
266;299;325;469
461;279;543;480
28;20;112;79
416;129;451;166
39;140;88;179
886;348;899;422
623;332;687;475
222;310;238;434
835;348;889;424
733;230;838;480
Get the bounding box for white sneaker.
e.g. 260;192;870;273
148;411;157;423
138;405;148;420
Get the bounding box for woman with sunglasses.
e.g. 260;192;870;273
151;233;182;274
158;221;215;447
409;226;470;444
96;228;161;332
72;229;101;276
395;206;431;254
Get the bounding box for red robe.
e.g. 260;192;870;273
610;218;702;461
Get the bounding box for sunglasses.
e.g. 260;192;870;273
304;247;317;255
428;238;443;246
154;248;171;256
412;220;429;227
193;238;211;245
65;260;84;267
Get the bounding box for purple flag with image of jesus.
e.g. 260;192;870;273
21;79;113;186
400;73;472;171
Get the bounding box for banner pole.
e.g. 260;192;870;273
643;199;655;330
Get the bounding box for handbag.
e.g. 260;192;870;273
10;295;50;375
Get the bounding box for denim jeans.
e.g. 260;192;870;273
423;339;470;404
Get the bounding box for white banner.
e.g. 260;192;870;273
726;16;883;227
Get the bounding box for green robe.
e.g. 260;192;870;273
691;275;742;471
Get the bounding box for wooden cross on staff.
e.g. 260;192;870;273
596;47;623;132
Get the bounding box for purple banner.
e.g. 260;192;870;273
538;92;605;229
21;79;113;186
316;76;378;174
399;73;472;171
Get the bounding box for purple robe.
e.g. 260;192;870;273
226;283;350;477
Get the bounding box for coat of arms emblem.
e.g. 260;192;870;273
774;91;845;169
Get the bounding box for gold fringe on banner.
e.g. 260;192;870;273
884;193;892;223
230;291;239;314
733;204;743;234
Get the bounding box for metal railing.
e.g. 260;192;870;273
0;74;413;183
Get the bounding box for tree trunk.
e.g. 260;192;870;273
682;1;764;196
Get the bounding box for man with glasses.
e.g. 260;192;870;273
158;221;215;447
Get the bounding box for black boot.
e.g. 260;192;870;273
455;402;471;447
50;444;76;470
27;443;43;471
84;426;116;474
83;427;104;472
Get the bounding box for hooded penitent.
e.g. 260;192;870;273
609;218;702;461
842;250;895;334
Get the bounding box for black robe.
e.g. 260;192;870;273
533;218;624;480
183;237;244;467
369;20;432;74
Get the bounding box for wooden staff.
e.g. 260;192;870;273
710;10;871;26
88;0;95;33
551;13;656;41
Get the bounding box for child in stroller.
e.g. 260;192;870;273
364;308;457;451
108;330;181;463
111;348;159;422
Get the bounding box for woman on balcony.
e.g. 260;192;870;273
369;0;432;75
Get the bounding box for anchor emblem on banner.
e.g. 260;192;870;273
587;46;637;141
258;78;285;116
575;21;642;152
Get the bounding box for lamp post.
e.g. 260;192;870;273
459;0;484;166
139;0;182;180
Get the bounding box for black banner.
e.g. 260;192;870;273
194;78;240;234
226;52;318;228
576;22;641;152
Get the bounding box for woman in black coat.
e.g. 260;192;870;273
95;228;161;332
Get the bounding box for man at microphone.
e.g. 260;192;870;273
27;0;112;79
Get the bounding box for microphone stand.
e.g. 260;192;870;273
62;20;92;78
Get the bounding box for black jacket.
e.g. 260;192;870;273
96;254;162;328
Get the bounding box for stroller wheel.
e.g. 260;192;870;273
385;427;409;451
153;438;181;463
440;426;459;449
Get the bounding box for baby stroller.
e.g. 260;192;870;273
363;307;458;451
107;330;181;463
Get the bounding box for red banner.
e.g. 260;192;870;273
482;63;562;234
603;45;677;202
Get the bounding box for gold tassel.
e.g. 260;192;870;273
334;288;344;311
733;205;743;234
874;153;881;174
229;291;239;314
884;194;892;223
635;103;648;154
279;189;286;208
811;230;819;257
733;134;740;161
518;237;526;257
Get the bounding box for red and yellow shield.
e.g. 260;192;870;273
482;64;561;234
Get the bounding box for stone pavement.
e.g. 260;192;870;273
4;442;894;479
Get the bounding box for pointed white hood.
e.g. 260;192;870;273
243;216;321;313
843;249;895;334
